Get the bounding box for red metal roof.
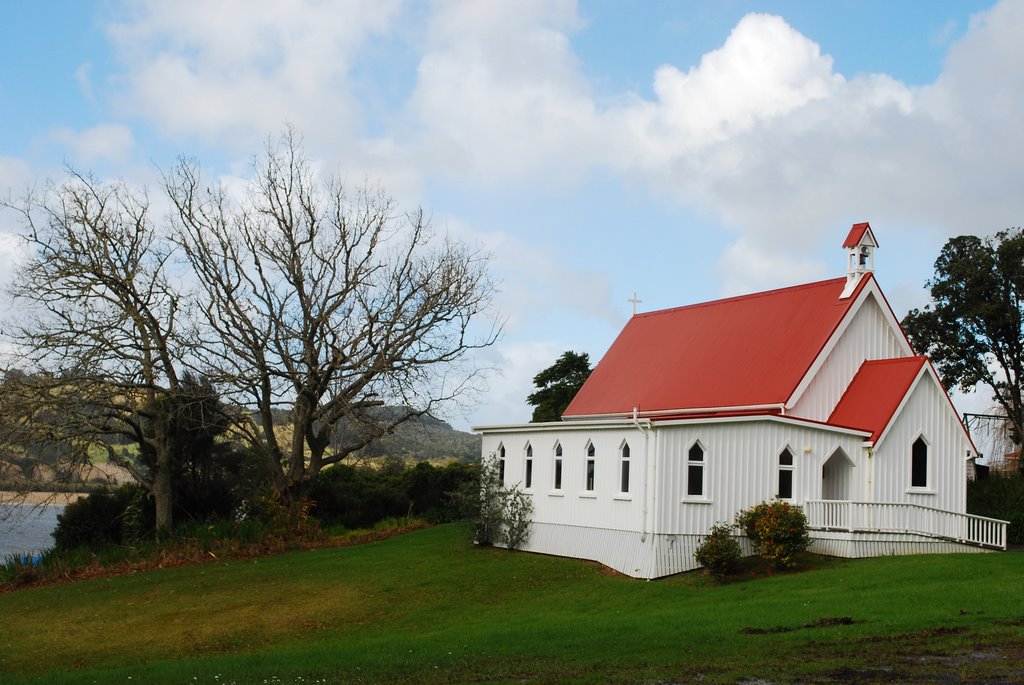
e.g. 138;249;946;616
843;222;876;248
827;356;927;441
563;275;871;418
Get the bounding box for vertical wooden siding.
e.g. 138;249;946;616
481;427;648;534
652;421;867;535
871;375;970;513
791;294;908;421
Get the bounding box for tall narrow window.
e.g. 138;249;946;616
585;443;596;491
778;448;794;499
498;444;505;484
687;443;704;497
912;437;928;488
620;442;630;493
525;444;533;489
554;443;563;490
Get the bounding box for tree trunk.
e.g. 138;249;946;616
152;447;173;534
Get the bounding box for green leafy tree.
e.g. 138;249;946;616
527;351;592;422
902;228;1024;446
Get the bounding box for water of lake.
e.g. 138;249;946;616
0;504;63;559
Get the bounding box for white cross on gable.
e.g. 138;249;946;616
628;291;642;316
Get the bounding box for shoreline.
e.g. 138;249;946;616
0;491;87;506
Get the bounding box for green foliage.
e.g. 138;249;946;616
902;228;1024;445
968;473;1024;545
694;522;742;578
308;459;477;529
136;375;269;522
500;484;534;550
736;500;810;569
527;351;592;422
475;453;533;549
475;453;505;546
52;485;154;550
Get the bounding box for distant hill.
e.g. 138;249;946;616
348;412;482;462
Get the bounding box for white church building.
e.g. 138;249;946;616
475;223;1008;579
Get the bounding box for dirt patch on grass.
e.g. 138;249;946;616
741;616;856;634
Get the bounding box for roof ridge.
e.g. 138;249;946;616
634;276;848;319
859;355;928;367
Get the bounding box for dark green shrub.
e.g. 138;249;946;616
968;473;1024;545
405;461;478;523
308;463;410;529
309;459;479;529
694;522;742;578
736;500;810;569
52;485;153;550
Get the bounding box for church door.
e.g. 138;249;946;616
821;448;854;501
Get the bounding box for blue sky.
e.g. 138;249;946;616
1;0;1020;439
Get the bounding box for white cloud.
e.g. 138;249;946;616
49;124;136;165
75;62;95;104
715;237;828;296
627;14;842;160
616;2;1024;292
443;216;620;331
0;157;34;314
468;339;565;428
106;0;401;148
99;0;1024;297
406;0;605;184
0;156;31;195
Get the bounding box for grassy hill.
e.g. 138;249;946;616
1;525;1022;684
347;411;481;462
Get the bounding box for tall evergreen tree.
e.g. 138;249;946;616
527;351;592;422
902;228;1024;447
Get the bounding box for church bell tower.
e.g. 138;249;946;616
840;222;877;299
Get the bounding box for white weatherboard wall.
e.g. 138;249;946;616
481;423;648;532
480;417;878;579
871;372;971;513
650;418;868;536
790;291;910;421
480;422;656;578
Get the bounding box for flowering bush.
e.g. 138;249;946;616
694;522;741;578
735;500;810;569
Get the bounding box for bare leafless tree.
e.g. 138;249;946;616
167;131;500;506
2;172;187;531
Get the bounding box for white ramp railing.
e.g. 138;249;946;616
805;500;1008;550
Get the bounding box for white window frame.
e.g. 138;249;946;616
524;442;534;490
583;441;596;492
683;439;708;501
909;434;933;493
551;441;564;494
497;443;506;485
618;440;631;495
777;446;795;500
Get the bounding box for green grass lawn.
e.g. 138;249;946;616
1;525;1022;684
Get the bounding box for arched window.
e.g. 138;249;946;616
778;447;794;499
553;442;563;490
912;437;928;488
687;442;704;497
498;443;506;484
585;442;596;491
620;442;631;494
525;443;533;489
